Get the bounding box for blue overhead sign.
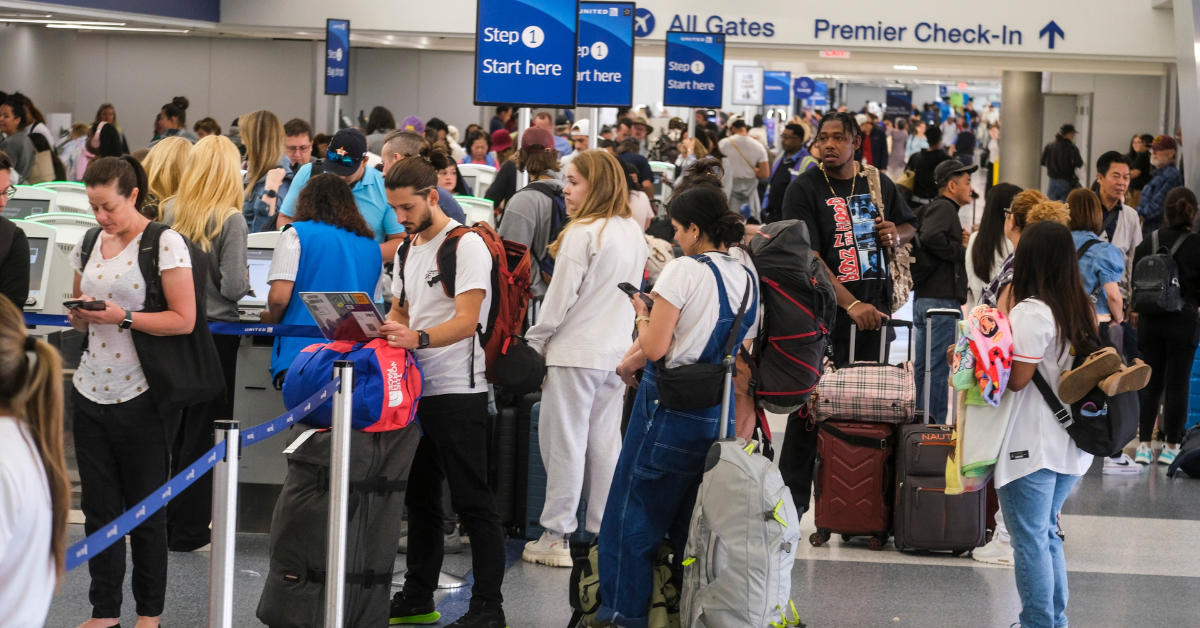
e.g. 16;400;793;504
763;71;791;106
663;31;724;108
325;19;350;96
474;0;579;107
576;2;635;107
793;76;815;99
809;81;828;108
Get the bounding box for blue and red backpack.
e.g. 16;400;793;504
282;338;424;432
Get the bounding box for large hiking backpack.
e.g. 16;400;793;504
1132;231;1192;313
679;438;804;628
282;338;423;432
746;220;836;414
396;222;533;387
524;180;568;281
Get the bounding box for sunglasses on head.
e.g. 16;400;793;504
326;148;359;166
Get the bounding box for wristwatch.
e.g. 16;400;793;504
119;309;133;330
417;330;430;349
265;188;278;198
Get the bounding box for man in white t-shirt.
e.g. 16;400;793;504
718;120;770;218
380;155;507;628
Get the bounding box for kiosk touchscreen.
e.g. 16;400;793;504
34;181;89;213
458;163;497;199
2;186;57;220
239;230;280;322
13;220;75;315
26;213;99;257
454;195;496;227
649;161;677;205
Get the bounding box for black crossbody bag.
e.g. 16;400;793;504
655;277;751;411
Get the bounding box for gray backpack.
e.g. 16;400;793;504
679;437;804;628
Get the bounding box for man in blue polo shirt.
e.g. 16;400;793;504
278;128;406;261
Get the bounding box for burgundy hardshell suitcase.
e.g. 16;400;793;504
809;420;897;550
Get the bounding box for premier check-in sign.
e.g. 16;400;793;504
325;19;349;95
576;2;635;107
663;31;724;108
475;0;579;107
763;71;791;106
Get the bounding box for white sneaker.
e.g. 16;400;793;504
972;534;1014;567
1159;444;1181;466
522;530;571;567
1103;453;1143;475
1134;442;1153;466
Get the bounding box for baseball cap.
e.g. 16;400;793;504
490;129;513;153
855;113;869;126
934;159;978;187
400;116;425;134
324;128;368;177
1151;134;1178;151
570;119;590;138
521;126;556;151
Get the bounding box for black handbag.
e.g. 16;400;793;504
491;335;547;396
655;281;751;411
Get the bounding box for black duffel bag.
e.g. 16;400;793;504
655;282;750;411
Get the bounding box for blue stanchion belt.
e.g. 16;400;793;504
24;313;327;339
64;377;343;571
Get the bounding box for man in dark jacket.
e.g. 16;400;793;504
906;126;951;206
912;159;973;424
1041;123;1084;201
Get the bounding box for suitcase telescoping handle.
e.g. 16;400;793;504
848;317;914;365
921;308;963;425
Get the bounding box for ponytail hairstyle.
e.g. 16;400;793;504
668;185;745;247
1163;186;1198;230
384;142;451;196
1011;221;1100;355
548;150;631;257
83;155;149;213
162;96;189;126
0;295;69;581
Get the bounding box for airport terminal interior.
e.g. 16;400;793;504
3;0;1200;626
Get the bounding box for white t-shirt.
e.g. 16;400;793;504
628;191;654;231
651;248;761;368
0;418;55;628
71;229;192;404
719;134;768;180
995;299;1094;488
392;220;493;396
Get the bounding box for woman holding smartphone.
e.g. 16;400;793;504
521;150;648;567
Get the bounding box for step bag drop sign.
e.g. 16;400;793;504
576;1;635;107
663;31;725;108
475;0;580;107
325;18;349;95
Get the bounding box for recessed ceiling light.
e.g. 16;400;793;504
3;18;125;25
893;64;918;71
46;24;188;32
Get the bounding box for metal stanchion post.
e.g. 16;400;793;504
324;362;354;628
208;420;240;628
518;107;531;189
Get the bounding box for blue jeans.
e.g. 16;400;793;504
914;298;958;424
997;469;1081;628
1047;178;1075;202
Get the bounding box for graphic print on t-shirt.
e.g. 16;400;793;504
828;193;883;283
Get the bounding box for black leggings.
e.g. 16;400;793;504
1137;312;1199;444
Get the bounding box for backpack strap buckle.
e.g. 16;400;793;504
1053;406;1074;428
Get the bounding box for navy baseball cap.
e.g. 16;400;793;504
325;128;368;176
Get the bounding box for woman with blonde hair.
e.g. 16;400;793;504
161;134;250;551
521;150;649;567
240;110;291;233
977;190;1064;313
141;136;192;219
0;295;70;626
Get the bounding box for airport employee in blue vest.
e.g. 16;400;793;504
277;128;407;261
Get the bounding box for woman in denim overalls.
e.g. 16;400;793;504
597;184;758;628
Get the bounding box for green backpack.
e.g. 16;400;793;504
568;540;680;628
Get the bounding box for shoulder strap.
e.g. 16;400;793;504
138;222;168;312
1077;239;1100;260
310;159;324;177
524;180;559;200
1031;369;1075;429
864;164;885;213
1152;231;1162;254
79;226;102;269
729;137;756;170
1168;232;1192;259
1101;206;1121;235
434;226;472;299
0;219;15;270
395;236;413;307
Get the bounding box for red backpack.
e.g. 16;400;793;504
396;223;532;387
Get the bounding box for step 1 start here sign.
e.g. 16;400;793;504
475;0;579;107
663;31;725;108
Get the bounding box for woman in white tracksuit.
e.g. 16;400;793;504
521;150;649;567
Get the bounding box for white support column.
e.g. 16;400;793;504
1174;1;1200;185
999;71;1044;191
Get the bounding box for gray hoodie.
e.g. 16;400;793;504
497;177;564;297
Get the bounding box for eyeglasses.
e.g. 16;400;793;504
326;148;358;166
3;185;15;199
1002;207;1012;216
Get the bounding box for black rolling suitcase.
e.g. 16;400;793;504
489;391;540;537
893;308;987;554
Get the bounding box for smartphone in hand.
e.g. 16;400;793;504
63;300;106;311
617;283;654;309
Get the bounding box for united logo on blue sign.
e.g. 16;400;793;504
635;8;655;37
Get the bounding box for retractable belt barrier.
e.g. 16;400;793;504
25;313;327;339
64;377;342;572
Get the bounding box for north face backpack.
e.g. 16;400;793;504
523;180;568;281
282;338;423;432
1131;231;1191;313
396;222;533;387
746;220;837;414
680;438;804;628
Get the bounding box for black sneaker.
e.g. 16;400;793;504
389;591;440;625
447;601;507;628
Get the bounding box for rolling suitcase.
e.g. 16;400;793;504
893;308;987;554
489;404;520;531
809;321;912;550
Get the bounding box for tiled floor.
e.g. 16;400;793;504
44;455;1200;628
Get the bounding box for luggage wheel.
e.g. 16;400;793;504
868;535;886;551
952;549;967;557
809;529;831;547
841;534;854;543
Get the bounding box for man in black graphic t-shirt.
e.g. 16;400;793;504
777;111;919;515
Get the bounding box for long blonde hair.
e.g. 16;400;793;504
241;110;286;200
548;150;632;257
169;135;243;252
143;136;192;218
0;296;69;581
